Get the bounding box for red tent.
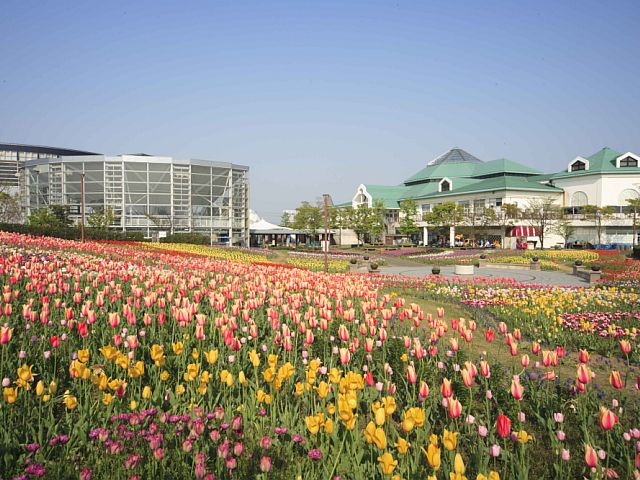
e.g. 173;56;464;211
509;226;539;237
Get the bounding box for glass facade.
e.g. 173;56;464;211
23;155;250;246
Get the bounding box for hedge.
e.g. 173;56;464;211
0;223;144;242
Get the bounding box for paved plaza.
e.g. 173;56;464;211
379;264;590;287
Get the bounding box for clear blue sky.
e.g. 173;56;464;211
2;0;639;222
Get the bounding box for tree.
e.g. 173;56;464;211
625;197;640;247
280;212;292;228
582;205;615;246
495;203;520;248
28;208;64;229
398;199;419;238
552;219;576;247
524;198;560;249
88;207;116;234
423;202;465;246
369;199;386;244
423;202;465;228
0;191;21;224
293;201;323;238
49;205;73;227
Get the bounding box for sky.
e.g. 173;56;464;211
2;0;640;222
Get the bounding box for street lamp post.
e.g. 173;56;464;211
81;173;86;242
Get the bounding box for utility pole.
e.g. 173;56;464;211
323;194;330;273
81;172;86;242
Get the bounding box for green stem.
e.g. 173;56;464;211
328;430;348;480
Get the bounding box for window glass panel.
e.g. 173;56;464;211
125;182;147;193
149;172;171;183
149;194;170;204
149;182;170;193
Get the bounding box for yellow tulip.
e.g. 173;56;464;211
35;380;45;396
100;345;119;361
142;386;151;399
17;364;34;383
150;344;165;363
160;370;170;381
306;415;321;435
442;429;458;451
130;400;137;410
515;430;534;444
377;451;398;476
172;342;184;355
204;349;219;365
102;393;113;405
422;443;441;470
48;380;57;394
175;384;185;396
77;349;90;363
63;392;78;410
315;381;331;399
249;349;260;367
328;367;342;384
184;363;199;382
324;418;334;434
395;437;410;455
3;387;18;404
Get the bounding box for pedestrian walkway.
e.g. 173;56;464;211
379;265;590;287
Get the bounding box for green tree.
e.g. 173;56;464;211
625;197;640;247
280;211;292;228
49;205;73;227
423;202;465;227
293;201;323;237
398;199;419;238
28;208;64;229
0;191;21;224
582;205;615;246
524;198;560;249
369;199;386;244
88;207;116;233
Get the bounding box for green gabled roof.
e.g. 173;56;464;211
362;184;409;208
333;201;352;208
472;158;541;177
550;147;637;179
429;175;562;197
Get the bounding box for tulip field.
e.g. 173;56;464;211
1;232;640;479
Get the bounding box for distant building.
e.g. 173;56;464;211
340;147;640;247
0;142;99;188
19;151;250;245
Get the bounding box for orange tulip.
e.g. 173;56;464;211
576;364;591;384
406;365;417;385
447;397;462;419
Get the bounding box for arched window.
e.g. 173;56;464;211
570;191;588;207
619;188;640;204
620;156;638;168
570;160;586;172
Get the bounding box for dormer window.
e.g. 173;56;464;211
615;152;640;168
620;156;638;168
571;160;586;172
439;177;452;192
568;156;589;172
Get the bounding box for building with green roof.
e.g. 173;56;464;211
341;147;640;247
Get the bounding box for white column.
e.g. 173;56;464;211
423;226;428;245
450;226;455;247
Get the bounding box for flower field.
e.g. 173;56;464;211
1;232;639;479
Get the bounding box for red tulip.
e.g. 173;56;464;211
584;444;598;468
461;368;474;388
577;364;591;384
599;406;618;431
50;335;60;348
609;371;623;390
479;360;490;378
511;378;524;400
441;378;452;398
447;397;462;418
406;365;417;385
0;325;12;344
520;354;530;368
496;414;511;438
485;329;494;343
531;341;540;354
578;349;589;364
419;381;429;399
619;340;631;355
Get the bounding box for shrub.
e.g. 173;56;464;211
160;233;210;245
